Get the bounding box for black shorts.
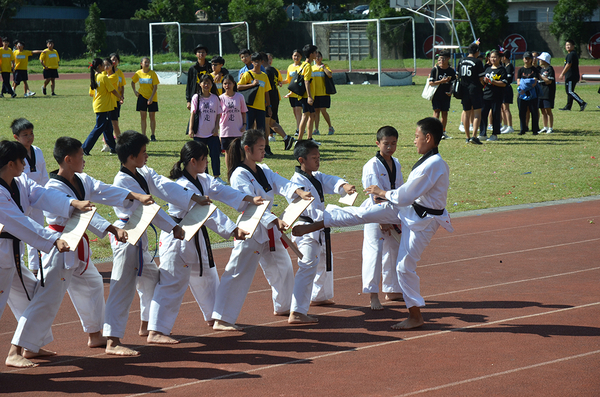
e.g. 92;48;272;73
538;98;554;109
432;93;451;112
221;136;240;151
300;97;315;113
461;86;483;111
503;85;514;104
268;91;280;122
13;70;28;84
110;103;121;120
314;95;331;109
43;68;59;79
136;95;159;112
289;97;301;108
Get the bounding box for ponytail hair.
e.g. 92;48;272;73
170;140;209;180
226;129;265;181
89;57;103;90
222;74;237;92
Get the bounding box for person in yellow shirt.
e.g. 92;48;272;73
283;49;304;135
312;51;335;136
39;39;60;96
131;57;160;141
1;37;17;98
296;44;318;144
210;56;226;96
82;58;124;155
11;40;43;97
110;53;127;139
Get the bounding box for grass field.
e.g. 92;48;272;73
2;75;599;259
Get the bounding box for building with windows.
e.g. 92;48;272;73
507;0;600;23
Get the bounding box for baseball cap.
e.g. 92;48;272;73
194;44;208;54
523;51;533;58
537;52;551;65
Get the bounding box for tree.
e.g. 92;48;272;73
97;0;149;19
194;0;229;21
0;0;25;26
228;0;288;51
455;0;508;52
134;0;197;53
82;3;106;56
367;0;411;58
550;0;598;52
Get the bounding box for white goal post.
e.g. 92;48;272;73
311;17;416;87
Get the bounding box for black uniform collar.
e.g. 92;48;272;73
412;148;439;171
182;169;204;196
0;177;23;213
49;171;85;201
238;163;272;193
120;166;150;194
375;151;397;189
295;166;323;202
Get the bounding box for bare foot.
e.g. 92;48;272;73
213;320;244;331
391;307;424;330
370;293;384;310
147;331;179;344
274;310;290;316
105;337;140;356
138;321;149;336
385;293;404;302
88;331;107;348
310;299;335;306
23;348;57;359
6;345;38;368
288;312;318;324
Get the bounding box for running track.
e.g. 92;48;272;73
1;197;599;396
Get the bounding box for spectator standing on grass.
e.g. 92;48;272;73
459;42;485;145
283;49;304;136
1;37;17;98
559;39;586;112
428;50;455;139
12;40;42;97
264;52;295;151
500;50;515;134
480;50;507;142
516;52;540;136
186;44;211;112
312;51;335;136
131;57;159;141
39;39;59;96
537;52;556;134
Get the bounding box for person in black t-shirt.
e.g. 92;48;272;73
428;50;456;138
517;52;540;135
500;51;515;134
186;44;212;110
537;52;556;133
459;43;486;144
480;50;507;141
559;40;586;111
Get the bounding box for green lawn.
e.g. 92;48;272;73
2;76;599;260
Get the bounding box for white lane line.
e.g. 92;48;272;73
394;349;600;396
124;302;600;396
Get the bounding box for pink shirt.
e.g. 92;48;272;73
191;93;222;138
219;92;248;138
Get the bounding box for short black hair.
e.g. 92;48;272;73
376;126;398;141
0;140;27;169
438;50;451;58
502;50;511;59
565;39;575;46
251;52;262;62
10;118;34;136
211;56;225;65
46;38;54;44
416;117;443;145
293;139;319;162
2;37;9;43
302;44;318;59
239;48;251;56
468;43;479;55
53;137;82;164
116;130;149;164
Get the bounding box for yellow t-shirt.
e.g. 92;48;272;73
40;49;60;69
286;63;302;99
212;72;223;96
132;69;159;102
13;49;32;70
92;73;116;113
298;61;313;99
239;71;272;111
0;48;15;73
311;63;331;97
115;69;126;89
105;71;121;109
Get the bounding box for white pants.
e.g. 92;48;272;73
212;237;294;325
362;223;401;294
324;204;438;309
103;238;159;339
0;263;38;321
148;255;219;335
11;248;73;353
291;236;333;315
67;263;105;333
24;208;44;271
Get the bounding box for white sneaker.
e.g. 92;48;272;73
309;138;321;146
486;135;498;141
214;176;228;185
469;126;473;132
487;124;493;131
501;126;514;134
546;128;553;134
459;123;465;133
100;144;110;152
500;125;508;133
539;127;548;133
268;135;276;142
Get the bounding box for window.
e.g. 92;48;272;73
518;9;537;22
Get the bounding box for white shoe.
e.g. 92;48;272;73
546;128;553;134
469;126;473;132
487;124;493;131
500;125;508;133
268;135;276;142
100;144;110;152
309;138;321;146
486;135;498;141
459;123;465;133
501;126;514;134
539;127;548;133
214;176;228;185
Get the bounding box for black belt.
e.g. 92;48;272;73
0;232;35;300
171;216;214;276
412;202;444;219
298;216;332;272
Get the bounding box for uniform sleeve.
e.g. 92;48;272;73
0;199;60;253
362;160;379;189
268;167;302;201
131;71;139;83
203;208;237;239
28;177;74;218
146;167;195;210
88;176;131;208
151;71;160;86
87;212;112;238
37;149;49;186
385;170;438;206
317;172;347;195
239;72;250;85
206;174;247;211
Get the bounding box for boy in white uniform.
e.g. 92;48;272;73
361;126;404;310
289;140;355;324
293;118;454;329
104;130;212;356
12;118;48;273
0;140;93;368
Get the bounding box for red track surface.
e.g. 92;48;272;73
1;199;599;396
